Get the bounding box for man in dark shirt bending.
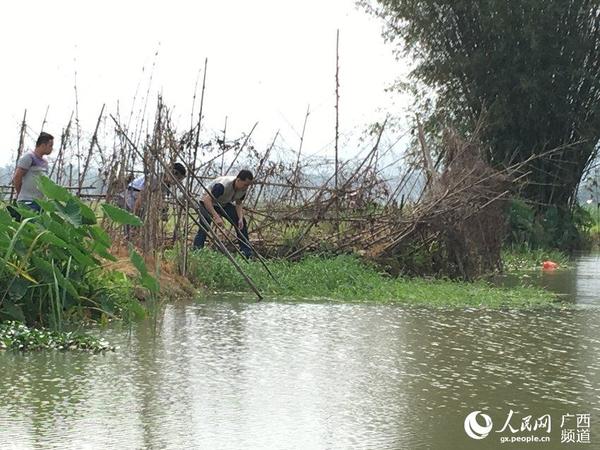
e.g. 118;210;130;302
193;169;253;257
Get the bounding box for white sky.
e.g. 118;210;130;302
0;0;405;170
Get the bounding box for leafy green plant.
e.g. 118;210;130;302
130;247;161;334
0;176;146;328
505;198;591;250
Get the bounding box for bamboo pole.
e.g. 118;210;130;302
334;29;340;227
73;64;82;188
134;47;160;149
251;131;279;210
290;105;310;204
50;112;73;183
180;58;208;276
221;116;227;174
225;122;258;174
194;58;208;152
78;104;105;196
40;105;50;132
9;110;27;202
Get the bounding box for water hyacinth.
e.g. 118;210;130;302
0;321;115;353
186;250;560;308
501;248;571;272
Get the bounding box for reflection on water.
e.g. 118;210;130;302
574;253;600;304
0;255;599;449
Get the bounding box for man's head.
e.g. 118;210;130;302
234;169;254;191
35;132;54;156
164;162;186;186
172;162;186;181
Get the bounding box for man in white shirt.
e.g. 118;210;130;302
193;169;253;257
125;162;187;216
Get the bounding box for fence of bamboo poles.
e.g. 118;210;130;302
3;92;573;281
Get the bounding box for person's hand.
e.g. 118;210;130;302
213;215;224;227
237;218;244;230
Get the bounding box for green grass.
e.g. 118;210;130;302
580;204;600;245
187;251;560;308
501;247;571;272
585;205;600;244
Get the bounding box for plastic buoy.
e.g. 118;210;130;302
542;260;559;270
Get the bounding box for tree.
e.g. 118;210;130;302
362;0;600;216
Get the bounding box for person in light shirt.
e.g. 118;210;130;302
12;132;54;212
193;169;253;258
124;163;187;216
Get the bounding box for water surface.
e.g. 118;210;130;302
1;255;599;449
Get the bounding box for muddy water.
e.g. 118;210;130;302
0;255;598;449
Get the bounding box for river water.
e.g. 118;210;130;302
0;255;599;449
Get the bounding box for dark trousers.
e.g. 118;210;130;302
193;202;251;257
8;200;41;221
19;200;41;212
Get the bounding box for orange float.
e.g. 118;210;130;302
542;260;559;270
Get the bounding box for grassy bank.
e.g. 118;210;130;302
187;251;560;308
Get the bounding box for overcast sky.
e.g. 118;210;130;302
0;0;405;172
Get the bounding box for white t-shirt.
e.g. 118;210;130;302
128;176;145;191
16;152;49;201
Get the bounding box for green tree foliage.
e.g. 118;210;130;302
362;0;600;212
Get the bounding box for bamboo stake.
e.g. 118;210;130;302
9;110;27;202
225;122;258;174
73;64;82;188
221;116;227;174
251;131;279;210
78;104;105;196
194;58;208;152
48;112;72;182
134;47;160;148
40;105;50;132
181;58;208;275
334;29;340;228
290;105;310;204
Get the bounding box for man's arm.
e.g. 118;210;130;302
12;167;27;198
133;191;143;215
13;154;33;199
203;183;226;226
202;193;224;226
235;200;244;229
